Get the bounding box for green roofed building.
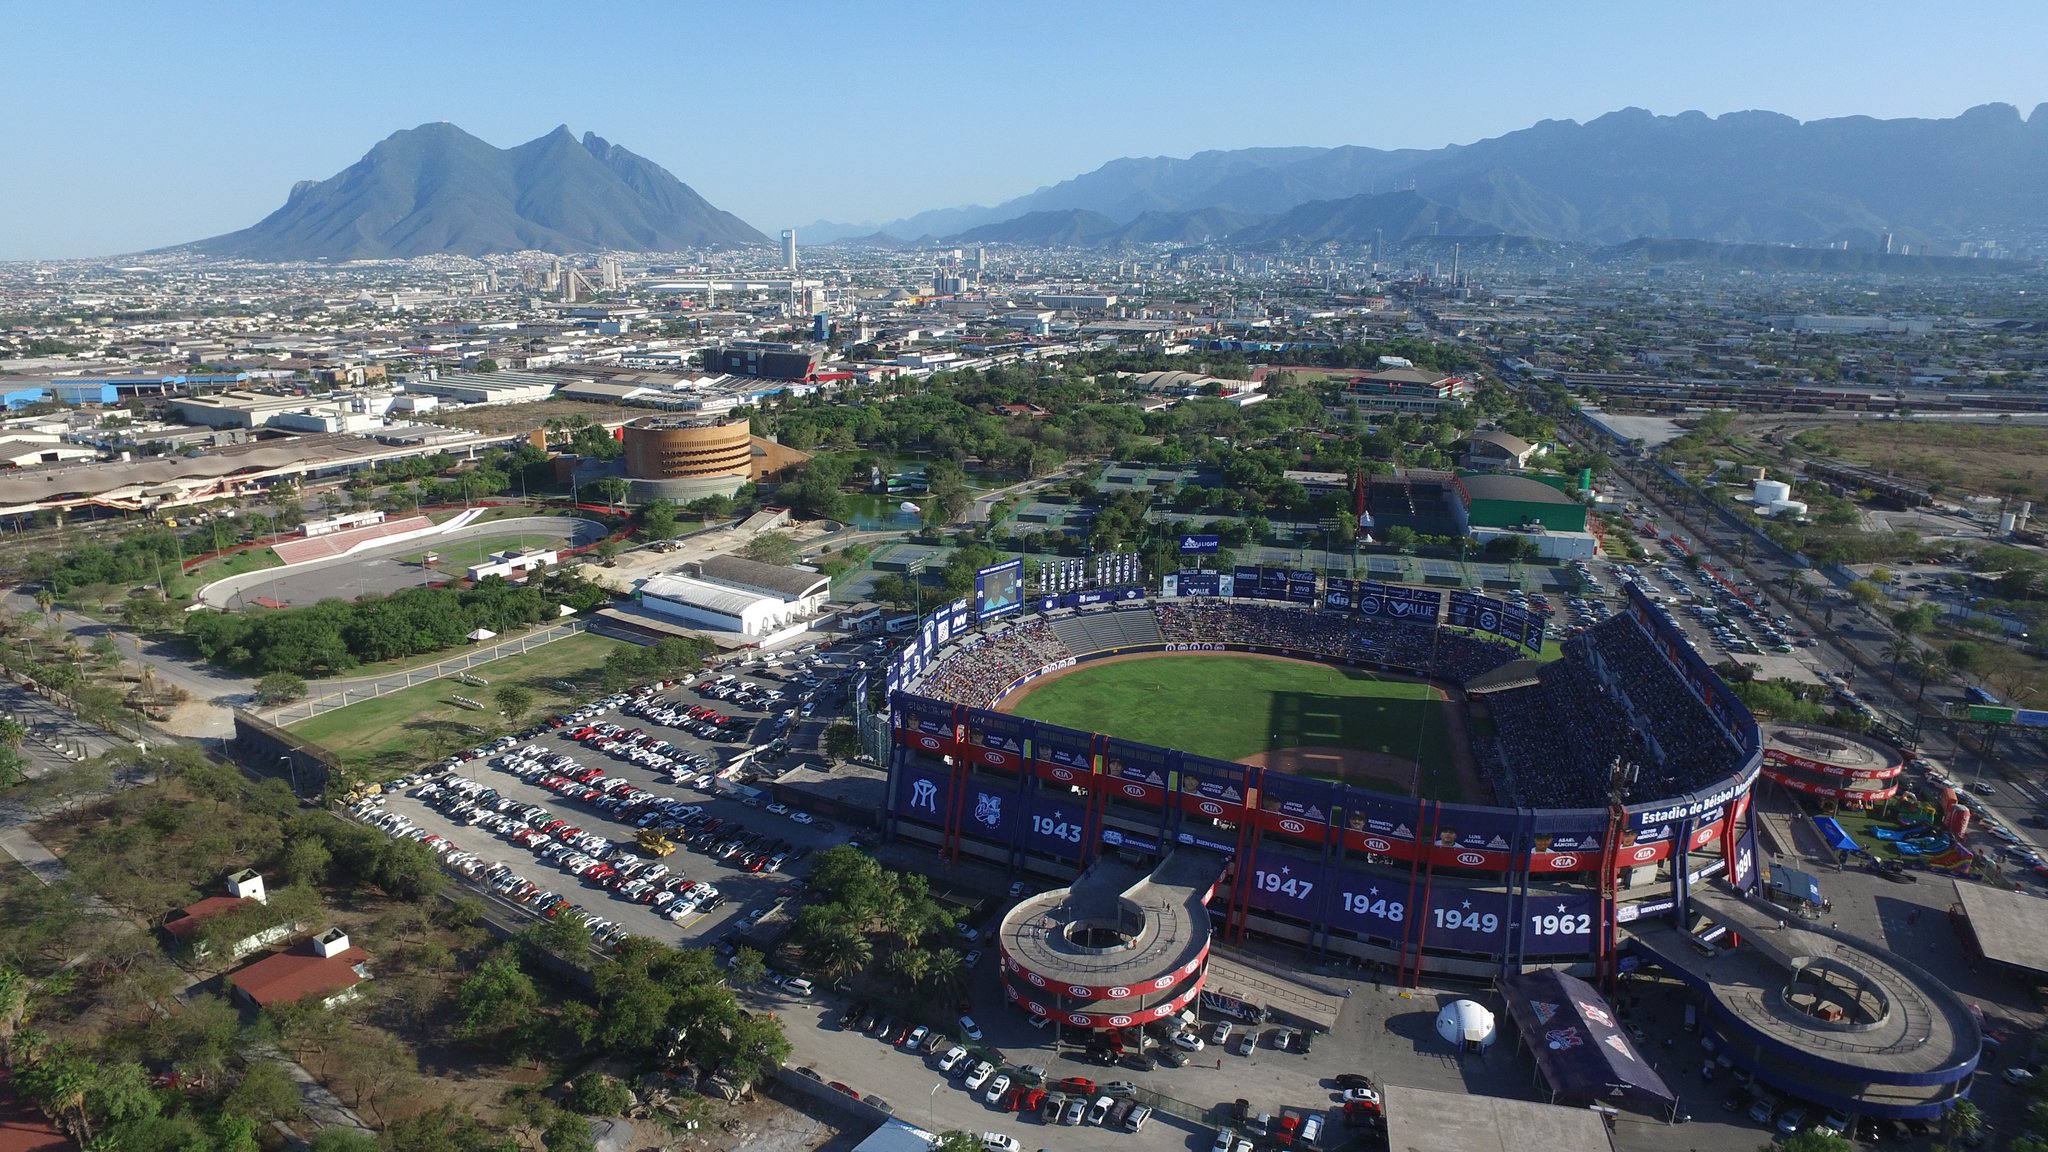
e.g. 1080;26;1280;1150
1459;472;1587;533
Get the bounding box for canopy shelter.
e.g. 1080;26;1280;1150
1764;862;1823;909
1498;969;1676;1117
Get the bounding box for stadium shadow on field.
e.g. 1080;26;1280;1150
1263;688;1440;786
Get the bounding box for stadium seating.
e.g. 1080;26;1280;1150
917;617;1075;710
272;515;434;565
1483;614;1743;807
1048;606;1164;654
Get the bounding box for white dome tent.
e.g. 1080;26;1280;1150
1436;999;1497;1051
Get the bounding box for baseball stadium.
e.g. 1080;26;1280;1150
870;566;1980;1119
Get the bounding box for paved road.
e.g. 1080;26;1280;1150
200;515;607;610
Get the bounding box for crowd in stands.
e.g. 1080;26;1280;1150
917;617;1074;709
1155;600;1516;685
1483;615;1744;807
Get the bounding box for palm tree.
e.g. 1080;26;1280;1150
925;948;964;998
1910;650;1950;700
809;929;873;985
1885;635;1918;669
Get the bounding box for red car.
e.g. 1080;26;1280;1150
1054;1078;1095;1096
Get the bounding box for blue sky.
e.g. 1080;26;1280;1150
4;0;2045;259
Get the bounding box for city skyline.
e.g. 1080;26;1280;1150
4;0;2048;259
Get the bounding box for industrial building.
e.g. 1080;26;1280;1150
636;554;830;640
400;369;559;406
1365;470;1469;538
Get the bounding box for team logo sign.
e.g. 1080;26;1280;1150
909;779;938;812
1545;1026;1583;1051
974;793;1003;828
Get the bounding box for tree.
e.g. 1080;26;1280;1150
825;722;863;760
308;1129;379;1152
1884;635;1918;669
492;683;534;723
570;1071;633;1116
640;499;680;541
281;835;333;886
594;538;623;566
584;476;629;508
474;358;499;374
932;1132;982;1152
1909;649;1950;700
1846;580;1884;607
224;1060;302;1124
741;532;801;567
543;1112;597;1152
255;671;308;706
730;946;767;986
1384;525;1417;551
1891;602;1940;636
454;948;545;1059
1943;1099;1982;1151
1945;641;1985;679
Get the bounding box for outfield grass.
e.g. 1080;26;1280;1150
292;631;627;779
1006;654;1455;780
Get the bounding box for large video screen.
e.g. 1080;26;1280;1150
974;559;1024;621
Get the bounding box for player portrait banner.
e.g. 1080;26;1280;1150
975;559;1024;621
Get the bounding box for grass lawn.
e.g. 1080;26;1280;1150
157;546;282;601
1006;654;1455;779
292;631;628;779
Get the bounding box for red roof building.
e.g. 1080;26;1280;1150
227;929;370;1009
0;1072;71;1152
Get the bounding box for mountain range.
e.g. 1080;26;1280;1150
188;124;766;260
812;103;2048;252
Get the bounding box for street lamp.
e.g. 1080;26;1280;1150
929;1081;943;1129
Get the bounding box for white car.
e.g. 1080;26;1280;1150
1172;1031;1205;1052
791;811;814;824
980;1135;1019;1152
965;1061;995;1091
766;802;790;814
938;1046;969;1074
984;1073;1011;1104
959;1014;983;1040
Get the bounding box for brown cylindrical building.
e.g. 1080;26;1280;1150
621;416;753;501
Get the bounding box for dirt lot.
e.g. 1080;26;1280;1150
1789;419;2048;501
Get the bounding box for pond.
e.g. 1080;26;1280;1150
844;492;928;531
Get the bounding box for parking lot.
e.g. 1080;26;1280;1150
342;640;876;952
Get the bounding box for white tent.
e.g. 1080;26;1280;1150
1435;1000;1497;1050
467;627;497;641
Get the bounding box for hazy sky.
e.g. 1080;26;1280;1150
4;0;2045;259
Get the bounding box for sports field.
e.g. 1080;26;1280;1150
1002;653;1466;800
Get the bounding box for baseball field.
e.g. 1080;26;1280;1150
999;653;1473;801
